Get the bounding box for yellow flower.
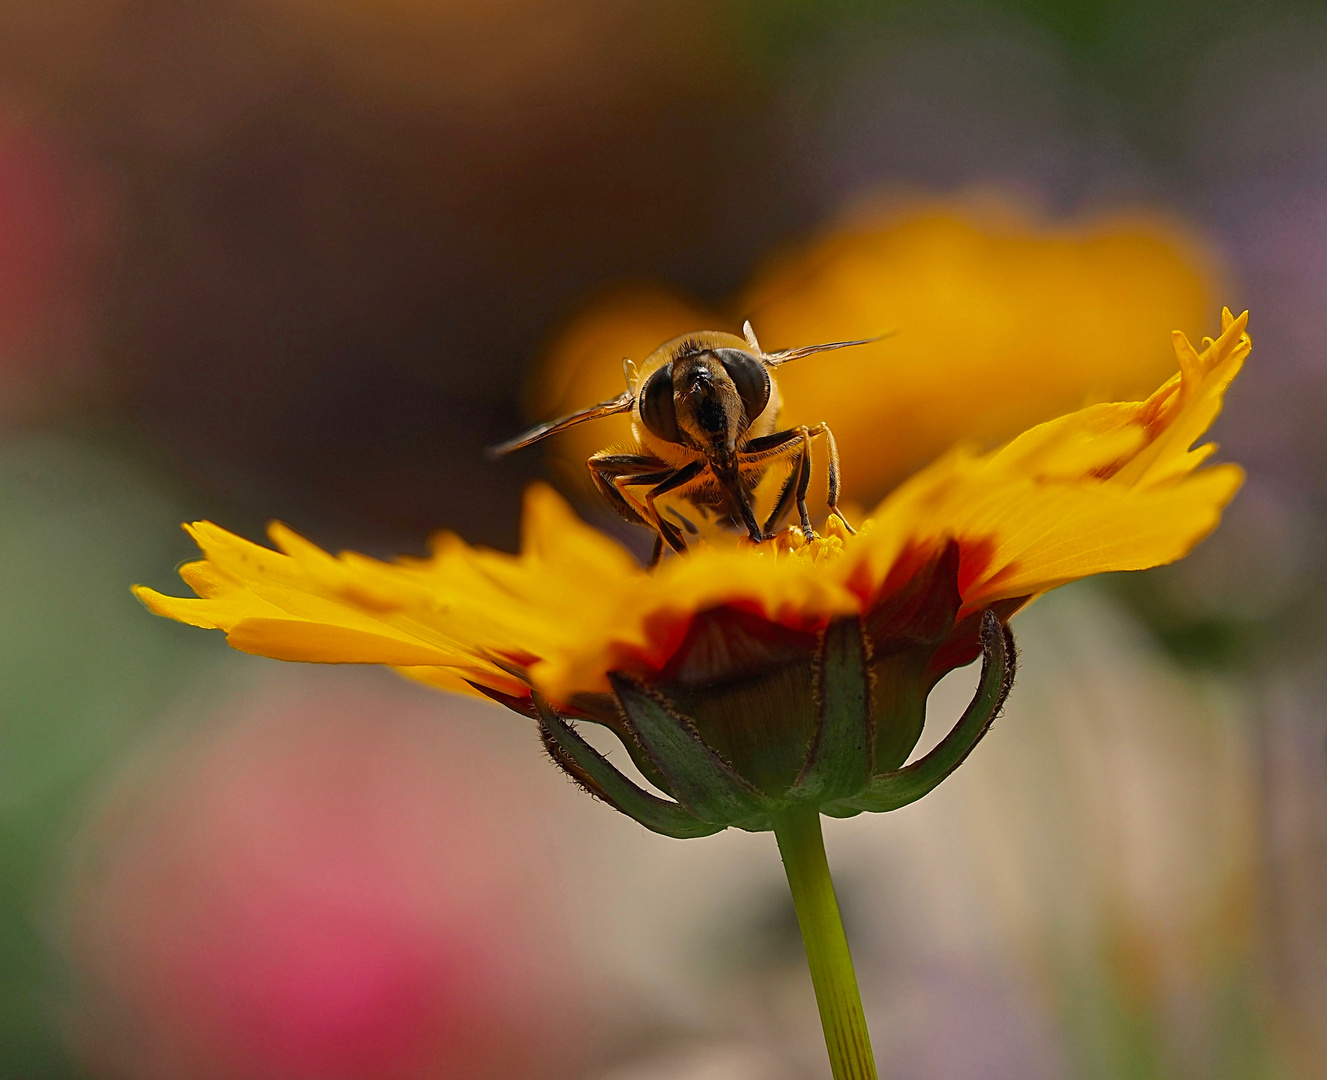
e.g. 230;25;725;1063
135;217;1247;1079
533;200;1218;504
131;191;1245;1080
136;307;1247;831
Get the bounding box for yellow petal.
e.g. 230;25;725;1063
225;619;462;665
135;308;1247;711
872;309;1250;611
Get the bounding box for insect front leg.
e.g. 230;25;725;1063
741;427;812;538
783;427;815;540
723;466;767;544
742;423;852;539
805;422;855;534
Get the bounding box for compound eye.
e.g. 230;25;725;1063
639;363;681;443
715;348;771;427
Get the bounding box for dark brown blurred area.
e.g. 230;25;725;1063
0;0;821;550
1;0;1323;556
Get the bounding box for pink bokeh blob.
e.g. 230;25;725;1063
67;678;587;1080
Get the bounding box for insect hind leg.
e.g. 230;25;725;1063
588;452;654;527
790;428;814;539
643;459;707;555
588;452;712;559
589;451;686;556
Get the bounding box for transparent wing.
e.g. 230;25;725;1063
762;334;888;367
485;392;634;458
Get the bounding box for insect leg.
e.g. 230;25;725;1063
741;427;804;461
761;432;810;536
742;427;810;537
588;452;667;528
619;470;686;553
643;460;707;555
648;534;664;568
592;455;696;555
731;476;767;543
805;423;855;534
789;428;815;539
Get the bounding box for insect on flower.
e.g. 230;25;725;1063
488;322;878;563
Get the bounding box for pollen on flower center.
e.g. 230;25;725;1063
761;515;859;563
673;510;857;565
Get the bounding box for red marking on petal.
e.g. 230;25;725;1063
654;605;820;687
863;541;962;655
956;536;999;599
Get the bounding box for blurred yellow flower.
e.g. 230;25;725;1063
136;309;1247;711
534;200;1218;504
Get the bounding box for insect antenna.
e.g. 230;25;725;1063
485;391;634;458
761;331;893;367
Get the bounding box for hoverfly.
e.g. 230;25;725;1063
489;322;877;564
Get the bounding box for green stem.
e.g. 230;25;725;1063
774;805;879;1080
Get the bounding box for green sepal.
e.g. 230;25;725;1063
830;610;1014;815
610;672;774;826
564;690;675;794
790;617;873;804
533;693;724;839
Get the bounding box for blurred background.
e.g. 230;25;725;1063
1;0;1325;1077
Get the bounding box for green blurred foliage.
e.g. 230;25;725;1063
726;0;1327;156
730;0;1323;64
0;437;234;1077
